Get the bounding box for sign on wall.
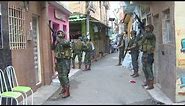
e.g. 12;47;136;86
54;9;65;21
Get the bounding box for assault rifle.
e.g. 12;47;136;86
122;12;145;61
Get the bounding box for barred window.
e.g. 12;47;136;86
8;4;26;49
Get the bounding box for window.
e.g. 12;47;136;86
0;4;3;49
8;4;26;49
147;13;152;25
162;9;172;44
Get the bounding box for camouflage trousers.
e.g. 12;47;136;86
56;59;71;86
130;51;139;71
142;52;154;80
84;51;91;65
72;52;82;63
119;48;125;64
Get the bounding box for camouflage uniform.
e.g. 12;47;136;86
71;38;83;69
54;30;71;97
127;30;139;78
83;39;92;71
138;24;156;90
117;33;125;65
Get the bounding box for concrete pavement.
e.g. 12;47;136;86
26;52;182;105
42;53;154;105
26;68;81;105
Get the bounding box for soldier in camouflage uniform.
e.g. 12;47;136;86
138;24;156;90
54;30;72;98
116;32;126;66
71;37;83;69
83;38;93;71
126;30;139;78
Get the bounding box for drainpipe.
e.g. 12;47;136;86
86;1;90;39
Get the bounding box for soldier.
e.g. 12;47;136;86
83;38;93;71
116;32;126;66
126;30;140;78
54;30;72;98
138;24;156;90
71;37;83;69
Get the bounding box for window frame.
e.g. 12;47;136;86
162;8;172;44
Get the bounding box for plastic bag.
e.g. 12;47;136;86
122;53;133;70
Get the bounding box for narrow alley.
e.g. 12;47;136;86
43;53;156;105
2;1;185;105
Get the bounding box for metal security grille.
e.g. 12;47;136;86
8;4;26;49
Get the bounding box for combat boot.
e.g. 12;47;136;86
132;69;139;78
132;70;139;78
146;80;154;90
130;70;136;76
132;73;139;78
83;65;88;71
59;85;66;95
87;64;91;70
78;62;82;69
72;60;75;69
62;85;70;98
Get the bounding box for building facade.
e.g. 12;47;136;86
123;1;185;103
48;1;71;78
1;1;53;91
67;1;110;59
0;1;71;92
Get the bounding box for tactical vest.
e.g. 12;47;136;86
84;42;92;52
75;40;83;50
141;33;155;53
55;40;72;59
129;37;139;51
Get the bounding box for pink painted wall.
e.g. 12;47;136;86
48;4;70;40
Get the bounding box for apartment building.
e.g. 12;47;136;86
123;1;185;103
0;1;71;92
66;1;110;58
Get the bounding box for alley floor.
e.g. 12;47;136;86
43;53;157;105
